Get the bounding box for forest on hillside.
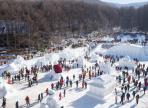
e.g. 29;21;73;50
0;0;148;49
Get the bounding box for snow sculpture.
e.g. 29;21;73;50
87;74;116;101
115;56;136;69
40;90;59;108
98;62;111;74
73;57;84;68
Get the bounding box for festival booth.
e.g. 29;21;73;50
87;74;116;101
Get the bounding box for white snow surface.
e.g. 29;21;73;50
116;34;146;42
115;56;136;69
0;79;6;98
0;47;87;74
0;36;148;108
40;92;60;108
104;43;148;61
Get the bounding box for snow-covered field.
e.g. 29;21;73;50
0;34;148;108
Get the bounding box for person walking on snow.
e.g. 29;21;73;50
73;74;75;80
136;94;140;104
127;84;130;91
115;88;117;95
143;86;146;94
38;94;41;102
15;101;19;108
51;83;54;90
76;80;79;88
25;96;30;107
126;92;130;102
59;92;62;100
63;89;66;97
115;95;117;104
70;80;72;87
138;82;141;90
82;81;84;89
41;93;43;101
46;88;49;96
132;91;136;99
2;97;6;108
84;82;87;89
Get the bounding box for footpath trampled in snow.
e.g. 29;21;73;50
0;35;148;108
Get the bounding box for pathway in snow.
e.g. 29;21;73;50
1;42;148;108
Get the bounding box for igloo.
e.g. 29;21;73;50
87;74;116;101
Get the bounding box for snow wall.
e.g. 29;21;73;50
105;43;148;61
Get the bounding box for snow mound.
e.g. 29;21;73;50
59;47;87;60
116;34;145;42
49;71;61;80
4;56;25;74
115;56;136;69
101;37;114;42
72;57;84;68
105;43;148;61
40;92;60;108
0;64;9;75
89;54;98;63
98;62;111;74
0;56;25;74
45;53;60;65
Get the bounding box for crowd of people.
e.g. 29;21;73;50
114;62;148;105
1;42;148;108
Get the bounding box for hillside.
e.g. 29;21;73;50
0;0;148;49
